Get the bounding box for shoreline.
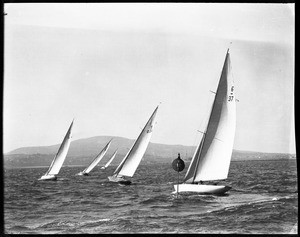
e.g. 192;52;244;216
3;158;296;169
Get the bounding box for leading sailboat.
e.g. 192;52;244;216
173;49;236;195
108;105;159;185
77;139;112;176
39;120;74;181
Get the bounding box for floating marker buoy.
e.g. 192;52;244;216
172;153;185;198
172;153;185;172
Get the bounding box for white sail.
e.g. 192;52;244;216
45;120;74;176
81;139;112;174
113;106;159;178
183;135;204;183
103;149;118;168
183;50;236;183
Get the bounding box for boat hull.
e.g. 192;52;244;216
108;176;131;185
173;184;231;195
77;172;89;176
38;175;57;181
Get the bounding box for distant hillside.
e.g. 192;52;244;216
6;135;196;159
4;136;296;168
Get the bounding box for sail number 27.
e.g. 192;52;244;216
228;86;234;102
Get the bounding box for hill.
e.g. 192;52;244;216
4;136;296;168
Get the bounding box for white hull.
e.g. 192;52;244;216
108;175;131;185
76;172;88;176
173;184;231;195
100;167;106;170
38;175;57;181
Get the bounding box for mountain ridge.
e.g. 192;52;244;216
4;135;295;168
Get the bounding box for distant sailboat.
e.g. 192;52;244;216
38;120;74;181
173;49;236;195
108;105;159;185
77;139;112;176
101;149;118;170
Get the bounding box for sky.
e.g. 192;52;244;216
3;3;295;154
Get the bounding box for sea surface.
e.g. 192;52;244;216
4;159;298;234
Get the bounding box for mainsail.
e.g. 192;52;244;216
81;139;112;174
183;50;236;183
103;149;118;169
113;106;159;178
45;120;74;176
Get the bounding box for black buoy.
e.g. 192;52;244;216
172;153;185;172
172;153;185;198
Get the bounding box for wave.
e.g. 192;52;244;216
4;161;297;234
106;202;131;208
80;218;111;228
203;194;297;217
11;225;31;231
38;220;78;229
139;194;171;204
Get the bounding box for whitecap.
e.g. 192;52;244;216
98;218;110;222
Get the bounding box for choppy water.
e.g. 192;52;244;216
4;159;298;234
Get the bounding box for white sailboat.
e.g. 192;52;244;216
77;139;112;176
38;120;74;181
173;49;236;195
108;105;159;185
100;149;118;169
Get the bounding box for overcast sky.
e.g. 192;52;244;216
4;3;295;154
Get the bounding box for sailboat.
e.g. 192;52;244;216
101;149;118;169
77;139;112;176
173;49;236;195
108;105;159;185
38;120;74;181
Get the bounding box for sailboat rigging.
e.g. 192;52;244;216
108;105;159;185
173;49;236;195
38;120;74;181
77;139;112;176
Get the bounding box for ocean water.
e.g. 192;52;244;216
4;159;298;234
